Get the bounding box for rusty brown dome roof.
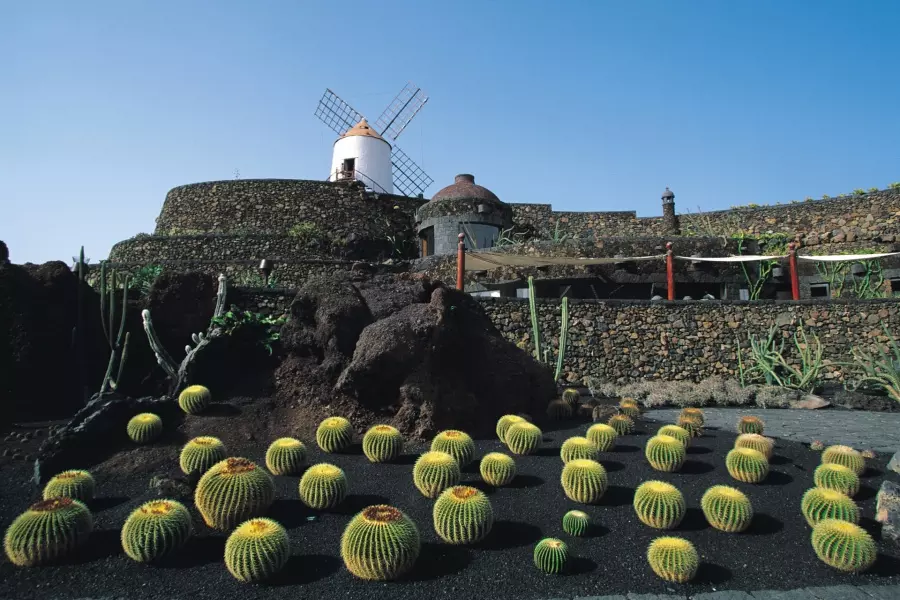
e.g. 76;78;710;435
431;174;500;202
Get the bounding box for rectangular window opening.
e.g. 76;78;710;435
810;283;829;298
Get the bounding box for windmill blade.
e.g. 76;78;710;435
374;82;429;142
314;88;365;136
391;145;433;197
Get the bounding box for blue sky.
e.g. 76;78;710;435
3;0;899;264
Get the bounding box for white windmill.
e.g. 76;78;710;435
314;82;434;197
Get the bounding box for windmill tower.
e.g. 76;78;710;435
314;82;434;197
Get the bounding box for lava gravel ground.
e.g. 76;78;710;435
1;415;899;600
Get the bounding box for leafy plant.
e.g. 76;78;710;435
738;325;823;392
868;187;879;193
853;188;866;196
209;304;285;355
843;323;900;403
129;265;162;297
889;182;900;190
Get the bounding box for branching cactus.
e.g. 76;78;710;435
534;538;569;574
224;518;290;583
645;435;686;473
195;458;275;530
496;415;526;443
431;430;476;467
127;413;163;444
362;425;403;463
646;536;699;583
265;438;307;475
42;470;95;503
506;422;543;455
560;436;600;464
479;453;516;487
121;499;192;563
413;451;461;498
560;459;608;504
341;505;421;581
700;485;753;533
179;436;227;476
3;498;93;567
433;486;494;545
821;445;866;476
316;417;353;453
299;463;347;510
801;488;859;527
813;463;860;498
586;423;617;451
633;481;686;529
177;385;211;415
811;519;877;573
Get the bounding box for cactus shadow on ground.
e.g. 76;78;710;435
403;543;471;581
476;520;542;551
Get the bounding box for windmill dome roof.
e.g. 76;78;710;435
661;187;675;200
337;119;390;146
432;174;500;203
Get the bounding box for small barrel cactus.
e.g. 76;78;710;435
341;505;421;581
179;436;227;476
810;440;825;451
177;384;211;415
506;422;543;455
433;486;494;544
315;416;353;453
431;430;476;467
821;445;866;476
700;485;753;533
725;447;769;483
645;435;686;472
737;415;765;435
496;414;526;443
608;413;634;436
224;518;290;582
3;498;93;567
561;436;600;464
479;452;516;487
561;459;608;504
811;518;877;573
646;536;699;583
299;463;348;510
121;499;192;562
534;538;569;574
679;407;705;425
42;470;95;503
547;399;573;420
813;463;860;498
861;449;876;460
127;412;163;444
633;481;685;530
362;425;404;463
734;433;774;460
265;437;307;475
413;451;461;498
657;424;691;448
561;388;580;406
562;510;590;537
801;488;859;527
676;415;702;437
195;457;275;530
618;398;641;419
586;423;617;451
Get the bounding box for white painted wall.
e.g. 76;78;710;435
330;135;393;194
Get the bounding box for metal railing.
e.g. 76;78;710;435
325;167;392;195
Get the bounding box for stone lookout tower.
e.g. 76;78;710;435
329;118;393;194
415;174;512;256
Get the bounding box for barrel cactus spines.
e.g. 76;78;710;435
814;463;861;498
645;435;686;473
561;459;608;504
533;538;569;574
195;457;276;530
607;413;634;436
811;518;878;573
479;452;516;487
646;536;699;583
341;505;421;581
735;433;775;460
657;424;691;448
800;488;860;527
737;415;765;435
821;445;866;476
265;437;307;475
362;425;404;463
506;422;543;455
431;430;476;467
810;440;825;451
127;412;163;444
618;398;641;419
177;384;211;415
676;415;702;438
633;481;686;530
547;399;573;421
224;518;290;583
3;498;93;567
496;414;526;443
562;388;580;406
42;470;95;503
316;416;353;453
562;510;591;537
433;485;494;545
679;407;705;426
700;485;753;533
561;436;600;464
413;451;461;498
299;463;348;510
725;447;769;483
121;499;192;563
179;436;227;476
586;423;617;451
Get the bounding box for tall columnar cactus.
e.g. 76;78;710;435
547;399;573;420
341;505;421;581
224;518;290;583
821;445;866;476
98;261;131;395
562;510;591;537
800;488;859;527
433;486;494;544
3;498;93;567
586;423;617;451
179;436;227;476
657;424;691;448
177;384;211;415
496;415;526;443
737;415;765;435
194;457;276;530
299;463;347;510
633;481;686;530
554;296;570;381
316;417;353;453
608;413;634;436
619;398;641;419
479;452;516;487
811;519;877;573
561;388;580;406
645;435;686;472
676;415;703;437
646;536;699;583
127;413;163;444
700;485;753;533
431;430;476;467
679;407;705;425
505;422;543;455
42;470;95;503
534;538;569;574
560;436;600;463
735;433;774;460
813;463;860;498
121;499;192;563
528;275;541;362
362;425;404;463
413;451;461;498
560;459;608;504
265;437;307;475
725;447;769;483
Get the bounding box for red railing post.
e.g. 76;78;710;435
666;242;675;300
788;242;800;300
456;233;465;291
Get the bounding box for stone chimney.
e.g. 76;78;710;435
661;187;680;235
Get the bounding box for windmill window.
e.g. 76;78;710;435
342;158;355;173
890;278;900;296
